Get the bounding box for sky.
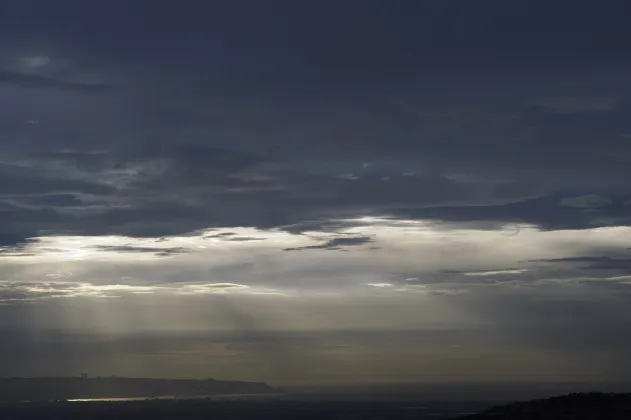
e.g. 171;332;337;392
2;0;631;389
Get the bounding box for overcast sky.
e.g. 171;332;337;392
2;0;631;389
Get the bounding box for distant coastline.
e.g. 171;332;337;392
0;377;276;402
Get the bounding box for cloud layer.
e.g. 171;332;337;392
2;0;631;386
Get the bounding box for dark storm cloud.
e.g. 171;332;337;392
530;256;631;272
91;245;190;257
204;233;236;239
0;234;35;247
411;260;631;291
0;145;548;244
0;70;112;93
2;0;631;243
223;237;267;242
0;236;40;257
393;245;631;289
389;193;631;231
283;236;374;252
0;162;113;196
559;194;613;208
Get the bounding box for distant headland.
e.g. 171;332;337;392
0;376;276;402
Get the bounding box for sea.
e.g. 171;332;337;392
63;393;487;418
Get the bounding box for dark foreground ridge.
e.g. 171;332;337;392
0;377;275;402
450;392;631;419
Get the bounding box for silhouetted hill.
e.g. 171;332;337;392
0;377;275;402
450;392;631;419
